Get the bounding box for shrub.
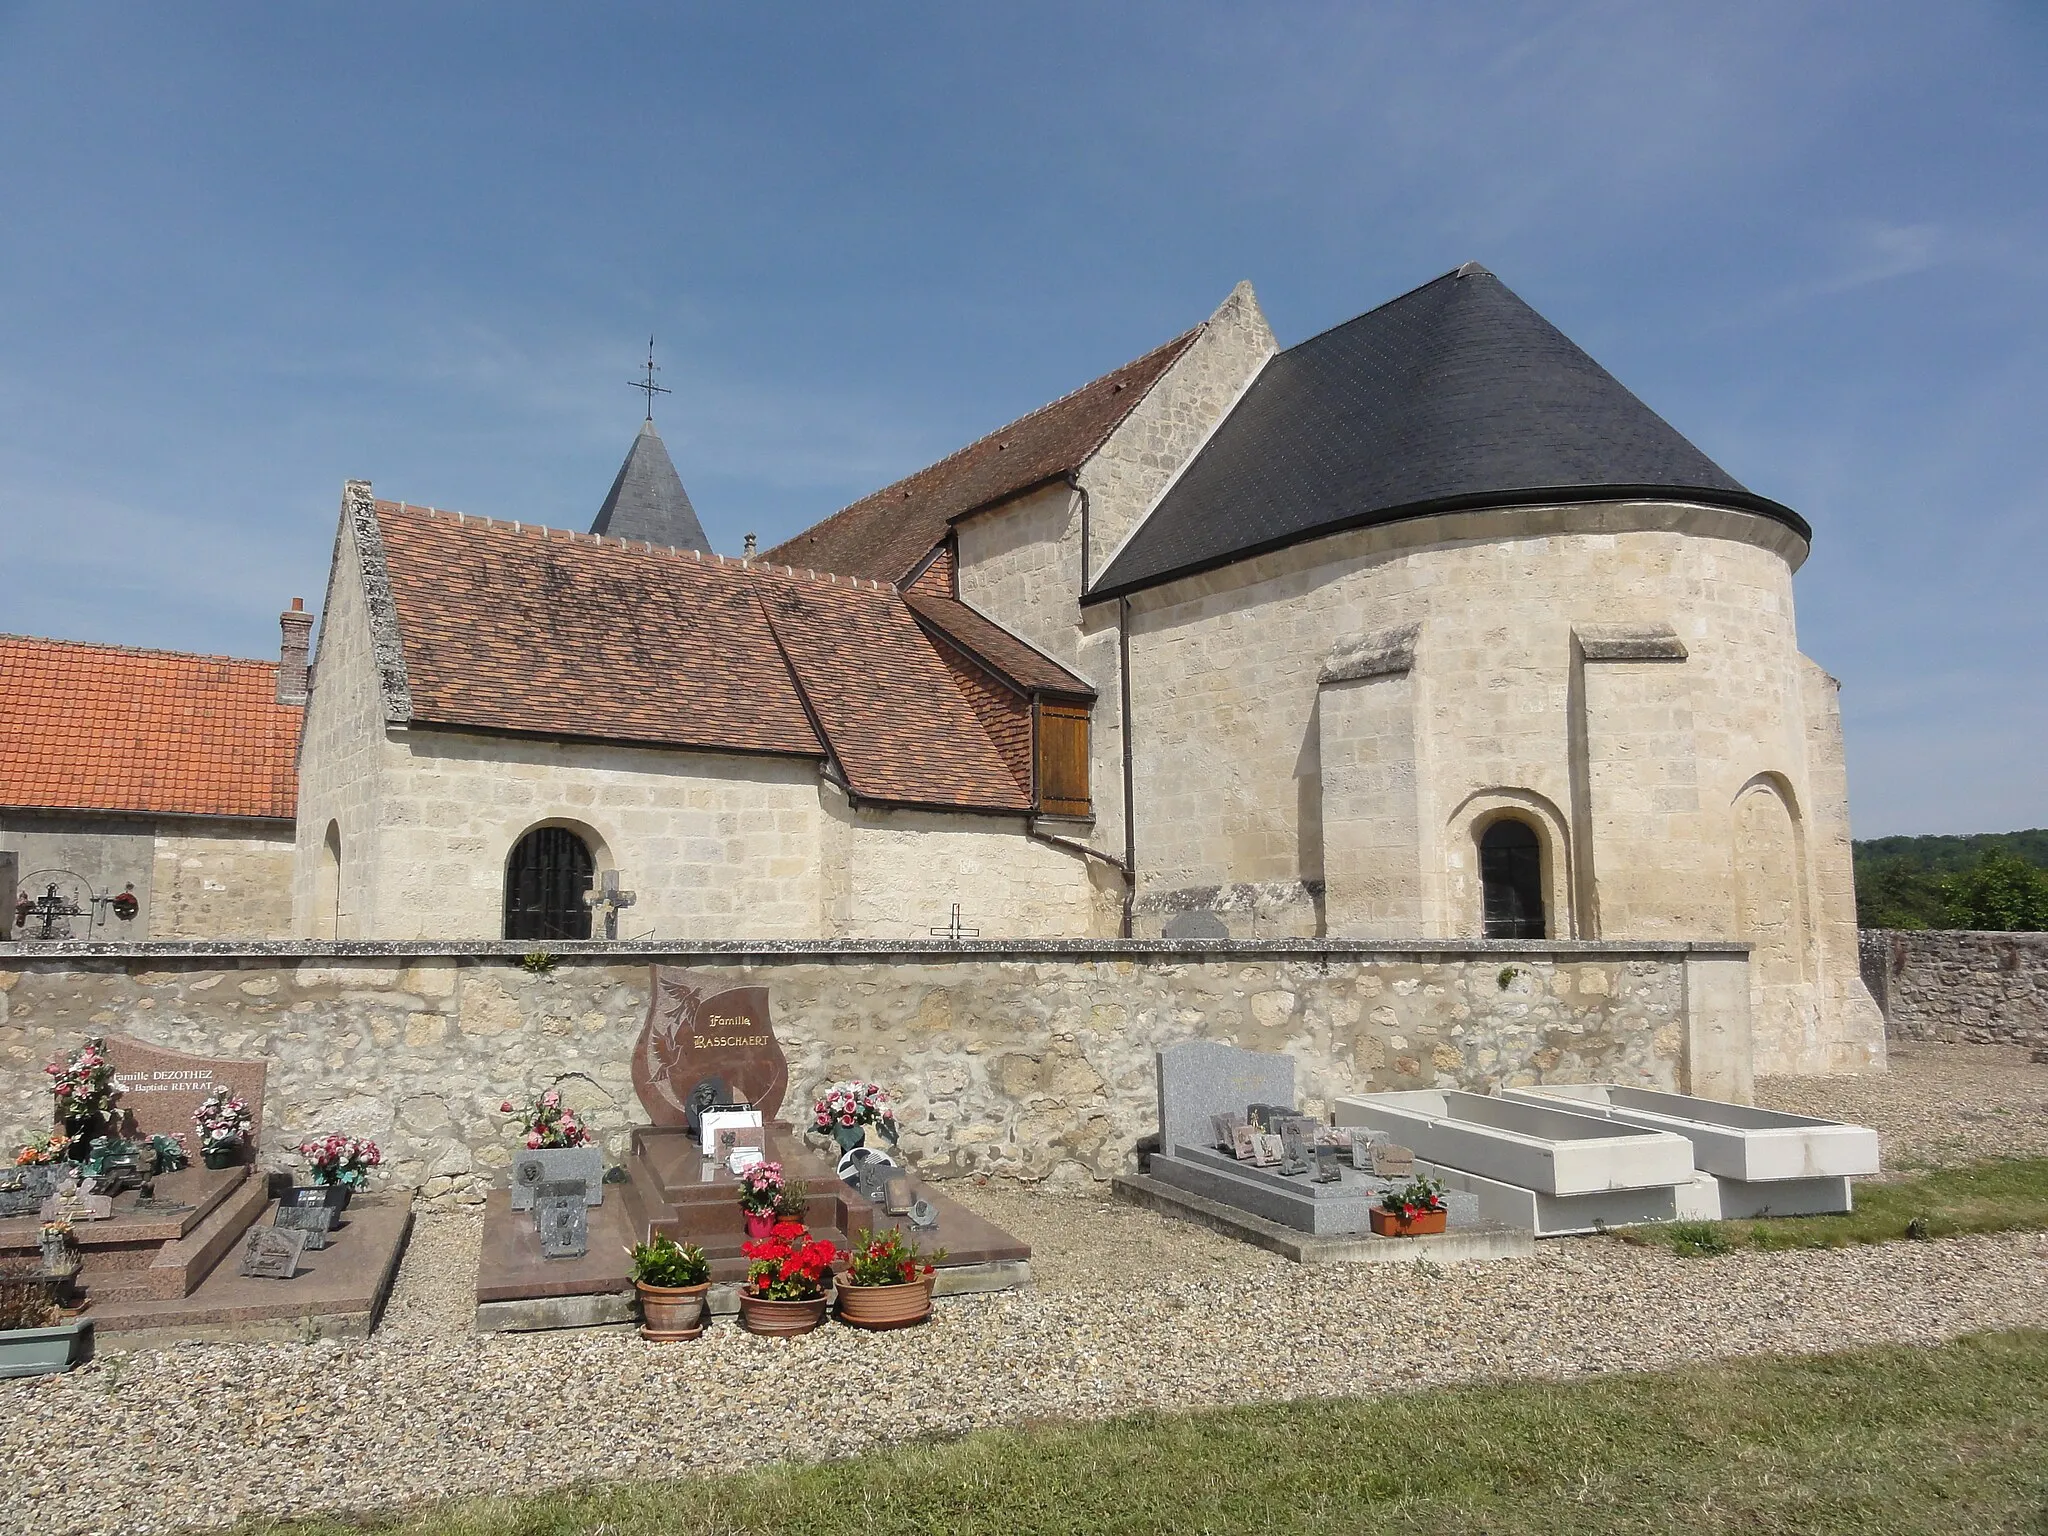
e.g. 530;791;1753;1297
629;1235;709;1288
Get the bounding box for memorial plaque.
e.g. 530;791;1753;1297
239;1225;306;1279
509;1147;604;1211
1371;1144;1415;1179
535;1180;589;1259
0;1163;68;1218
1314;1145;1344;1184
1209;1113;1239;1150
42;1189;113;1222
279;1185;351;1212
908;1197;939;1231
1253;1133;1283;1168
1277;1121;1311;1176
102;1036;267;1157
885;1174;914;1216
273;1202;336;1251
1230;1125;1260;1162
634;969;788;1129
857;1159;894;1205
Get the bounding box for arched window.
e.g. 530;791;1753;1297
1480;819;1546;939
504;827;594;941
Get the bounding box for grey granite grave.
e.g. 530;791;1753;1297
1156;1040;1294;1162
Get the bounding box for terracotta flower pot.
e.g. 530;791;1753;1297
637;1280;711;1341
835;1275;931;1331
738;1290;828;1337
1369;1207;1447;1238
744;1211;777;1239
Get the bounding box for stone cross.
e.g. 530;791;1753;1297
928;903;979;941
585;869;637;940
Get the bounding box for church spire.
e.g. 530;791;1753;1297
590;338;710;552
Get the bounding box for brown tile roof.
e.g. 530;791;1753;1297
376;501;823;759
0;635;301;820
372;502;1030;812
904;594;1094;697
758;578;1030;812
762;327;1202;582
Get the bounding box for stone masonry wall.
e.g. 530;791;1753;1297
0;939;1736;1206
148;824;296;939
1859;929;2048;1050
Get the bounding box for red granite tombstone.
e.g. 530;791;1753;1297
631;969;788;1128
103;1035;268;1160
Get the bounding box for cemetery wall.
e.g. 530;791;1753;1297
1858;929;2048;1050
0;937;1744;1206
3;811;293;942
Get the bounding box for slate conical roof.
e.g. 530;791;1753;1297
590;418;711;552
1090;264;1808;600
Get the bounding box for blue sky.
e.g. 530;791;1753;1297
1;3;2042;837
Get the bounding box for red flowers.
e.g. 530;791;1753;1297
741;1220;841;1300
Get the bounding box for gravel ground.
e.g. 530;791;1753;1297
1757;1041;2048;1171
5;1045;2045;1536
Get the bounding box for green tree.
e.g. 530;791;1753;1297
1854;859;1949;929
1938;852;2048;931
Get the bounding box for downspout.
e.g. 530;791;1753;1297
1118;594;1136;938
1068;471;1091;593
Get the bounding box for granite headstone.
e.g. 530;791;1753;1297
103;1035;267;1160
1155;1041;1295;1160
633;968;788;1128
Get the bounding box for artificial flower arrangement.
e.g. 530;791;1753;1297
45;1037;118;1142
810;1080;899;1150
841;1226;940;1288
15;1131;72;1167
741;1220;841;1301
149;1133;190;1173
500;1086;593;1149
298;1133;382;1188
192;1089;253;1165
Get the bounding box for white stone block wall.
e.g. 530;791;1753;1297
148;824;296;939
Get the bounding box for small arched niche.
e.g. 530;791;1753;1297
503;824;598;941
1478;817;1548;939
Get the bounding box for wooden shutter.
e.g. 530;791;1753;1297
1036;700;1091;818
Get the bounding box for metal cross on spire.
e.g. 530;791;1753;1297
631;335;671;421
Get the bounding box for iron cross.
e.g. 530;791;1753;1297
631;336;671;420
585;869;638;940
929;903;979;941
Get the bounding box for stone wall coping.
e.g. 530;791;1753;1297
0;936;1748;963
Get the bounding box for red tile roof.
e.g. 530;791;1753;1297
762;327;1201;582
0;635;301;820
372;502;1030;812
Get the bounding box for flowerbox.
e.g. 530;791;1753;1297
1369;1208;1447;1238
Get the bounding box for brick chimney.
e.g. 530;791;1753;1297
278;598;313;705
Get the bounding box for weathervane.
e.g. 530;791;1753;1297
631;335;671;421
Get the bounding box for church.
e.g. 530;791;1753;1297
272;264;1874;1076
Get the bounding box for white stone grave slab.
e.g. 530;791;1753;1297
1331;1090;1697;1199
1501;1083;1877;1218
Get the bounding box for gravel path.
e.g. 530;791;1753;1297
5;1045;2045;1536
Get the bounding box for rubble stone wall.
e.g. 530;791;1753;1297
0;938;1741;1206
1859;929;2048;1050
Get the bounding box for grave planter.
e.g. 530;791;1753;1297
835;1275;931;1331
737;1290;828;1337
202;1146;239;1171
1369;1208;1447;1238
636;1280;711;1342
744;1211;777;1240
0;1319;93;1382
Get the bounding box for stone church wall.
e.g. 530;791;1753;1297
0;937;1743;1205
1859;929;2048;1051
3;811;293;942
1118;500;1880;1077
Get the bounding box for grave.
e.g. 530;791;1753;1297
1331;1089;1698;1237
474;966;1035;1331
1;1035;412;1345
1501;1083;1880;1218
1113;1040;1531;1264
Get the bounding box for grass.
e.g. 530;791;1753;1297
1620;1156;2048;1254
223;1330;2048;1536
